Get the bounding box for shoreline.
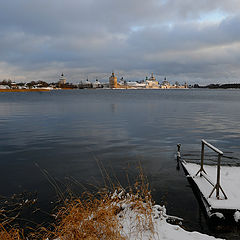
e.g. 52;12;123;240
0;88;79;92
0;89;51;92
0;88;189;92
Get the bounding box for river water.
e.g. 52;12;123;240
0;89;240;239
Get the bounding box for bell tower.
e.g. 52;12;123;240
109;72;117;88
59;73;66;85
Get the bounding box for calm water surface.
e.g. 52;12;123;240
0;89;240;239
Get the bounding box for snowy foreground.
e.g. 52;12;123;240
52;189;223;240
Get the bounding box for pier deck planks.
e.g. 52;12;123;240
182;161;240;211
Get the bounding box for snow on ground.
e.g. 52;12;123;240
117;201;223;240
234;211;240;223
182;162;240;211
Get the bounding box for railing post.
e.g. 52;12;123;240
216;153;222;199
195;140;207;177
209;151;227;199
200;141;205;174
195;140;207;176
194;139;227;199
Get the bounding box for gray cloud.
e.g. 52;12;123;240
0;0;240;83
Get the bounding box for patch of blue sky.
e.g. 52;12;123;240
130;26;145;32
198;10;228;23
130;23;174;33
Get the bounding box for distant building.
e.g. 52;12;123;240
126;81;146;88
92;79;102;88
160;77;188;89
79;78;92;88
160;77;171;89
117;76;147;89
149;73;156;81
119;77;125;86
105;72;187;90
59;73;66;85
10;82;18;89
0;85;10;89
146;73;159;89
109;72;118;88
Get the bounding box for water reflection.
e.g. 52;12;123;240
0;89;240;239
110;103;117;113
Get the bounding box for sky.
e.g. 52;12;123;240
1;0;240;84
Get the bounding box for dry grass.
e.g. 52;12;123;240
0;166;155;240
50;166;154;240
51;194;124;240
0;224;23;240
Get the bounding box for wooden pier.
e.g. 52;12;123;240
178;140;240;222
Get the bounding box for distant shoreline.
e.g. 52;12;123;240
0;89;51;92
0;88;77;92
1;87;240;92
0;88;190;92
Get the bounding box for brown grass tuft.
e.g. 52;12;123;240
52;194;124;240
0;224;23;240
50;166;155;240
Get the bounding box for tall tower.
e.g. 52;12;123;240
149;72;156;81
109;72;117;88
59;73;66;85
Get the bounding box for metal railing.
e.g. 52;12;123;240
195;139;227;200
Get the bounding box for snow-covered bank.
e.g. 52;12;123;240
116;194;222;240
118;205;222;240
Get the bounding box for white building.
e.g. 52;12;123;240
59;73;66;85
146;73;159;89
0;85;10;89
126;81;146;88
92;79;102;88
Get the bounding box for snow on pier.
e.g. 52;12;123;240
182;161;240;211
179;139;240;222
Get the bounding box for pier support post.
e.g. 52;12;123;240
200;141;205;174
177;144;181;161
216;153;221;198
196;141;207;176
209;152;227;199
177;144;181;152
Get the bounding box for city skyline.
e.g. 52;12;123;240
1;0;240;84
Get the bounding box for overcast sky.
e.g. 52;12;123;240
1;0;240;84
